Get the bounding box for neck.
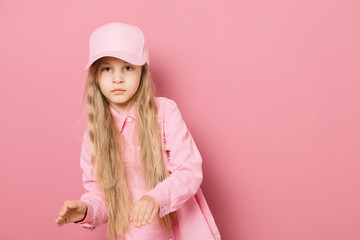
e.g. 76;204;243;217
110;101;134;116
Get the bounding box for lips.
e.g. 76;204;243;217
111;88;125;92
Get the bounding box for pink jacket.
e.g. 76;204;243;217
75;97;221;240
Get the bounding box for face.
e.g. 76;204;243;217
97;57;142;115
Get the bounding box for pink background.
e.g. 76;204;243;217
1;0;359;239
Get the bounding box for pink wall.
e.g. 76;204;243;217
0;0;359;239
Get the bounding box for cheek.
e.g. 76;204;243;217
99;76;110;86
98;80;110;94
135;77;141;90
130;75;141;89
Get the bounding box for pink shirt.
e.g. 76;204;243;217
75;97;221;240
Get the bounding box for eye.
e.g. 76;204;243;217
124;66;133;71
102;67;111;72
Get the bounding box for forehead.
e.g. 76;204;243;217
101;56;130;65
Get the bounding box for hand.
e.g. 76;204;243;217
130;195;159;228
55;200;87;227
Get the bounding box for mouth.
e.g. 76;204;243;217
111;89;126;92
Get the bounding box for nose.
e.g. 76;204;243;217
113;69;124;83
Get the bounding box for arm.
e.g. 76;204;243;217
74;131;108;230
144;99;203;218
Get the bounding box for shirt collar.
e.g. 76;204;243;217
109;102;137;132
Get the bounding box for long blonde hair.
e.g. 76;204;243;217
82;58;177;239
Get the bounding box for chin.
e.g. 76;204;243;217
111;99;130;105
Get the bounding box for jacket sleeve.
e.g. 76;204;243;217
144;99;203;218
74;131;108;230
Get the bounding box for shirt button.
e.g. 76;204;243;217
127;117;133;122
169;238;173;240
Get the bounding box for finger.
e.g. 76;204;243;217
147;206;158;224
57;220;66;227
129;205;134;222
56;217;66;227
141;203;153;226
59;212;69;225
58;201;70;219
59;218;68;227
137;202;148;227
134;204;144;228
57;200;77;224
55;217;65;224
129;210;134;224
139;202;153;226
131;203;141;227
55;218;62;226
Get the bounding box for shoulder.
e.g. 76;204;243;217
155;96;178;113
155;96;176;106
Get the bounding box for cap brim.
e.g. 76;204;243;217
84;50;146;71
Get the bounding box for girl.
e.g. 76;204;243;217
55;22;221;240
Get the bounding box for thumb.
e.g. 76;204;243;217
59;203;70;218
59;201;78;217
66;200;80;210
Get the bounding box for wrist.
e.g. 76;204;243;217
74;203;88;223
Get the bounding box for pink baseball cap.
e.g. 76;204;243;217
84;22;149;70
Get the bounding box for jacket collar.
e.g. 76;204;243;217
109;102;137;132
